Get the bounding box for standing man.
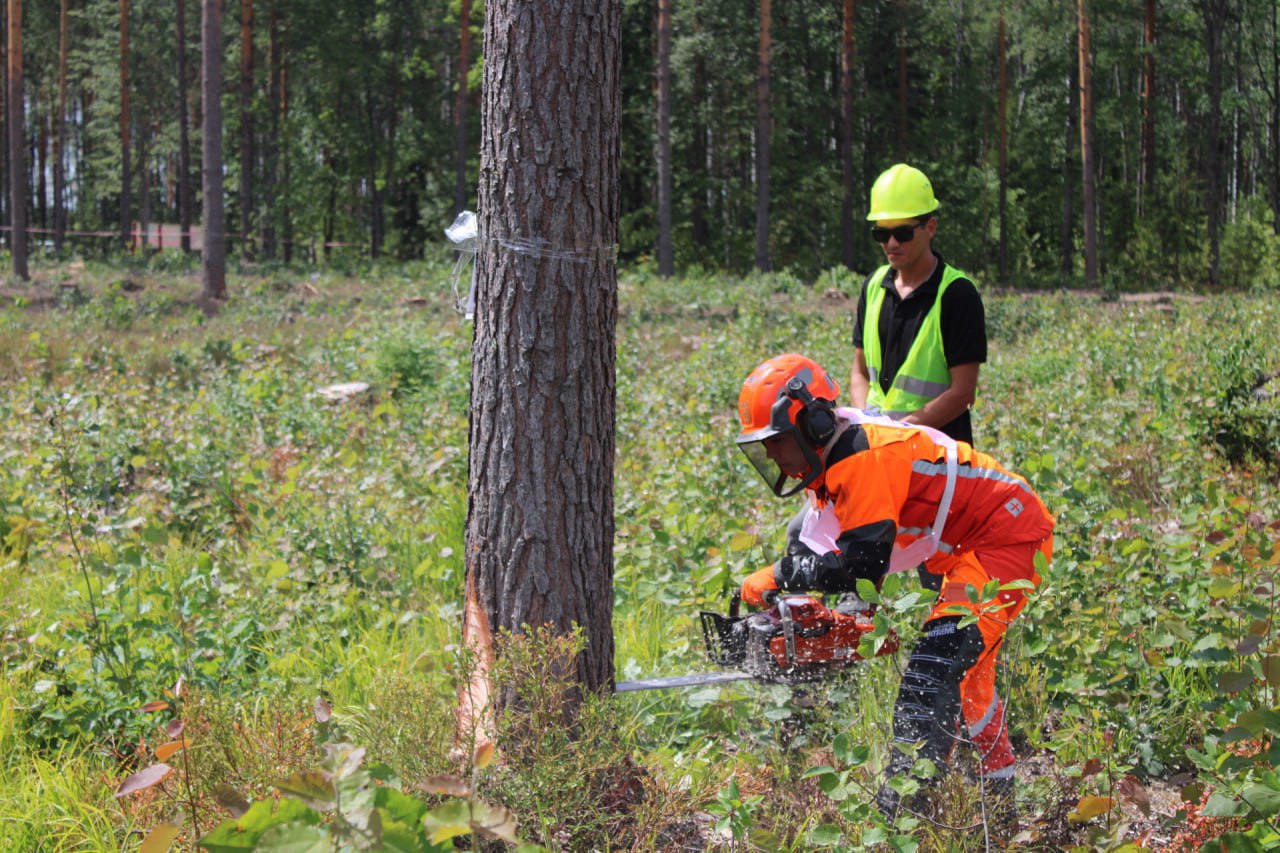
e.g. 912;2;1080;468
850;164;986;447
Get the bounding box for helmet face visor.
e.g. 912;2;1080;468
737;431;819;498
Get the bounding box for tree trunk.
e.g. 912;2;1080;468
453;0;472;216
997;12;1008;284
120;0;132;248
690;45;708;251
1272;0;1279;234
461;0;620;743
1078;0;1097;286
1201;0;1226;286
1140;0;1156;212
7;0;24;280
177;0;194;252
656;0;673;276
840;0;856;269
239;0;253;260
896;0;909;160
55;0;68;251
754;0;771;272
263;7;280;260
202;0;227;301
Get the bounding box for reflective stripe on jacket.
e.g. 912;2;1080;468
863;263;969;418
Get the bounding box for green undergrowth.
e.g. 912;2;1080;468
0;261;1278;850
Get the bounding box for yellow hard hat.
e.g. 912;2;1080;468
866;163;940;221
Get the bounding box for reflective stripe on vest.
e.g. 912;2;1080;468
862;263;969;418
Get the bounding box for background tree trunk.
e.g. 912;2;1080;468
839;0;856;269
997;12;1008;284
1078;0;1097;286
453;0;471;216
656;0;673;276
1140;0;1156;213
119;0;132;248
896;0;909;160
177;0;194;252
1200;0;1227;286
7;0;24;280
754;0;770;272
460;0;621;737
202;0;227;301
54;0;68;252
239;0;253;260
262;6;280;260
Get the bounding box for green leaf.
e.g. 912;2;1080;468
1241;783;1280;818
273;771;335;812
254;823;331;853
1217;669;1255;694
1199;833;1266;853
1201;792;1247;818
1262;655;1280;687
728;531;757;551
806;824;843;847
200;800;319;852
423;800;475;845
855;578;881;604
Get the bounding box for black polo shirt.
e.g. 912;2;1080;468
851;252;986;445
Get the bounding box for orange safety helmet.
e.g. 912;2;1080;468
736;354;842;497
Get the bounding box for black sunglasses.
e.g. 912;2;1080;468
870;219;930;244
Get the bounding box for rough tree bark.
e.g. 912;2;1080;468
459;0;620;743
54;0;68;252
177;0;194;251
7;0;24;280
754;0;771;272
202;0;227;301
997;12;1008;284
239;0;253;260
840;0;856;269
453;0;472;216
1140;0;1156;212
119;0;132;247
1078;0;1098;286
656;0;673;276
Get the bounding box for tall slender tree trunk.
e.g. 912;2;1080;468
54;0;68;252
656;0;673;276
6;0;24;280
263;7;280;259
1062;36;1076;277
754;0;771;272
279;22;292;263
453;0;471;216
997;12;1008;284
1140;0;1157;213
238;0;253;260
1272;0;1279;234
202;0;227;301
461;0;621;743
1200;0;1226;286
690;39;708;251
896;0;909;159
839;0;856;268
1;1;7;239
177;0;193;251
1078;0;1097;286
120;0;132;248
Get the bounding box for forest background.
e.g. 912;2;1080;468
3;0;1280;290
3;1;1280;851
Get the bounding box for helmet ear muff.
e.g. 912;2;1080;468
785;378;836;445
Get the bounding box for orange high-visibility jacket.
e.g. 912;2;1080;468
811;421;1054;586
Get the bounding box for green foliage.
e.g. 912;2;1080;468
3;265;1280;850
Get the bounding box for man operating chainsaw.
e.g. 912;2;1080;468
734;352;1054;827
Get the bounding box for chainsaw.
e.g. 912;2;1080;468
615;592;899;693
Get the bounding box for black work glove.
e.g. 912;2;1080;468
774;553;831;591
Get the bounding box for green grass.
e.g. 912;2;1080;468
0;260;1278;850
